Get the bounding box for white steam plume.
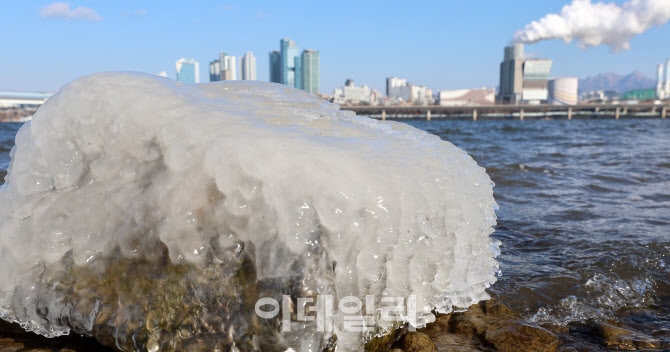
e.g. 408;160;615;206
513;0;670;52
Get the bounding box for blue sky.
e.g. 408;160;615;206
2;0;669;94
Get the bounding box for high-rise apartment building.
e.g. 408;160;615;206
269;39;319;93
279;39;301;87
301;50;320;94
269;51;281;83
240;52;257;81
176;58;199;84
209;53;237;81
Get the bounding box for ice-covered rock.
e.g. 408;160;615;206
0;72;499;351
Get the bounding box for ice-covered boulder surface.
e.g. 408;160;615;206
0;72;499;351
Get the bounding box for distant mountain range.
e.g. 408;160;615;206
579;71;655;93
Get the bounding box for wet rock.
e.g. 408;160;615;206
365;325;406;352
484;324;558;352
418;300;558;352
428;333;483;351
591;322;660;350
394;332;436;352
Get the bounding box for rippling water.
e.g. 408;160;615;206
405;118;670;344
1;118;668;345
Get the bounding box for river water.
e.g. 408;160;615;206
1;118;668;347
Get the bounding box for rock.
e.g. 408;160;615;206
484;324;558;352
417;300;558;352
394;332;436;352
428;333;483;351
364;323;406;351
388;349;404;352
0;338;25;352
591;322;660;350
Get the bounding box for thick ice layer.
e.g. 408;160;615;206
0;72;498;350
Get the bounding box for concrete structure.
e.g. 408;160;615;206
269;50;281;83
498;43;524;104
176;58;199;83
301;50;319;94
548;77;578;105
343;103;670;121
656;64;664;99
0;91;52;108
240;52;256;81
666;58;670;97
333;79;372;105
438;89;495;106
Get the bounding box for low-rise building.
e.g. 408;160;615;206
438;89;495;106
333;80;374;105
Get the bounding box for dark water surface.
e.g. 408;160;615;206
405;118;670;344
1;119;668;345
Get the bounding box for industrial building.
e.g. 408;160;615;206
548;78;578;105
498;43;552;104
438;88;495;106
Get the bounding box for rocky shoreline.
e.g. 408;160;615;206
2;298;668;351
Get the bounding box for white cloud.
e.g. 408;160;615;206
135;9;147;16
40;2;102;21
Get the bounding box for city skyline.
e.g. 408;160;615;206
2;1;670;94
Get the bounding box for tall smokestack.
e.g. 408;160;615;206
657;64;665;99
513;0;670;52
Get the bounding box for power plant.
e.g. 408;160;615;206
498;43;553;104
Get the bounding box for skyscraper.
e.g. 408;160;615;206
240;52;257;81
269;51;281;83
209;53;237;81
176;58;199;84
280;39;301;87
301;50;320;94
209;60;221;81
666;58;670;96
269;39;319;93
